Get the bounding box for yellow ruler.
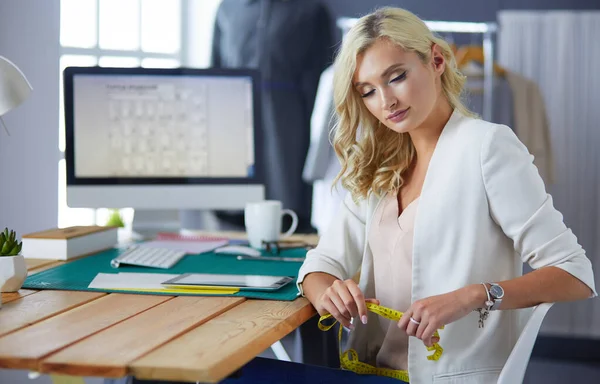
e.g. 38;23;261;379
50;375;85;384
117;286;239;295
318;302;444;382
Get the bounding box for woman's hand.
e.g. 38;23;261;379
316;278;380;329
397;286;482;347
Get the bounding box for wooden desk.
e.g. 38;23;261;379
0;235;318;383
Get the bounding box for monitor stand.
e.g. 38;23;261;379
179;209;223;235
131;209;240;238
131;209;181;239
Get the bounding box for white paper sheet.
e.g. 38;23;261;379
88;272;179;289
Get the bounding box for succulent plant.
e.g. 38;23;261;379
0;227;22;256
105;209;125;228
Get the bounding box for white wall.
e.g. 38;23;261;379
0;2;59;378
0;3;105;381
0;0;60;237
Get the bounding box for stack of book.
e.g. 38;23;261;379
22;226;118;260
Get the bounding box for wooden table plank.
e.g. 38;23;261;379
40;296;246;377
2;289;38;304
25;258;59;271
0;293;172;371
130;298;315;383
0;291;106;337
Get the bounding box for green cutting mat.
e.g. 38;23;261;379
23;247;307;301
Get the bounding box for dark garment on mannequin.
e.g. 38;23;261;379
211;0;334;232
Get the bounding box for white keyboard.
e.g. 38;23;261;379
110;246;186;269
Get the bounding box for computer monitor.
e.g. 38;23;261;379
63;66;265;217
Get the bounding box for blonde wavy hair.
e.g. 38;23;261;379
332;7;475;202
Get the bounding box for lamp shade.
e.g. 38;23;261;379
0;56;32;117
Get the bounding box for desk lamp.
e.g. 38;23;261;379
0;56;32;135
0;57;31;306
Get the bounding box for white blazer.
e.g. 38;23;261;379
297;110;596;384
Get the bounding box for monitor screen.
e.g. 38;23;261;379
63;66;265;210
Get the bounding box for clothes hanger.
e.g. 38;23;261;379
455;45;506;77
449;43;458;56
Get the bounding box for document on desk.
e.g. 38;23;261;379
89;272;179;290
88;273;239;294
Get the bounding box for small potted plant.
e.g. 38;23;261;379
0;227;27;293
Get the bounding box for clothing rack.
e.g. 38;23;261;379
337;18;499;121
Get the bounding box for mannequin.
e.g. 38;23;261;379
211;0;334;232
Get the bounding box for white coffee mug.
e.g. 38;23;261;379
244;200;299;249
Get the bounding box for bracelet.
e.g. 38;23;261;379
474;283;494;328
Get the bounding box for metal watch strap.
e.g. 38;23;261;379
489;283;503;311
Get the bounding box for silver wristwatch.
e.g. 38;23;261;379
489;283;504;310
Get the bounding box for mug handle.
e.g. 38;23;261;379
281;209;298;238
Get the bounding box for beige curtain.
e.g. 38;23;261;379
498;10;600;339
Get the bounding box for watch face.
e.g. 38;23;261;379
490;284;504;299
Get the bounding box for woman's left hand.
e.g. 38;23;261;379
397;286;480;347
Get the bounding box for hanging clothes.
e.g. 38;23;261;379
211;0;334;231
461;59;554;185
504;71;555;185
464;74;515;128
465;72;554;185
303;66;335;183
302;65;346;233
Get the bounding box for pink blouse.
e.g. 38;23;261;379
368;193;419;371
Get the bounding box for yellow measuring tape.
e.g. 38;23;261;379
318;302;444;382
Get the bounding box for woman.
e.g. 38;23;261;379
297;7;596;383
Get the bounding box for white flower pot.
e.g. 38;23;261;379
0;254;27;293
